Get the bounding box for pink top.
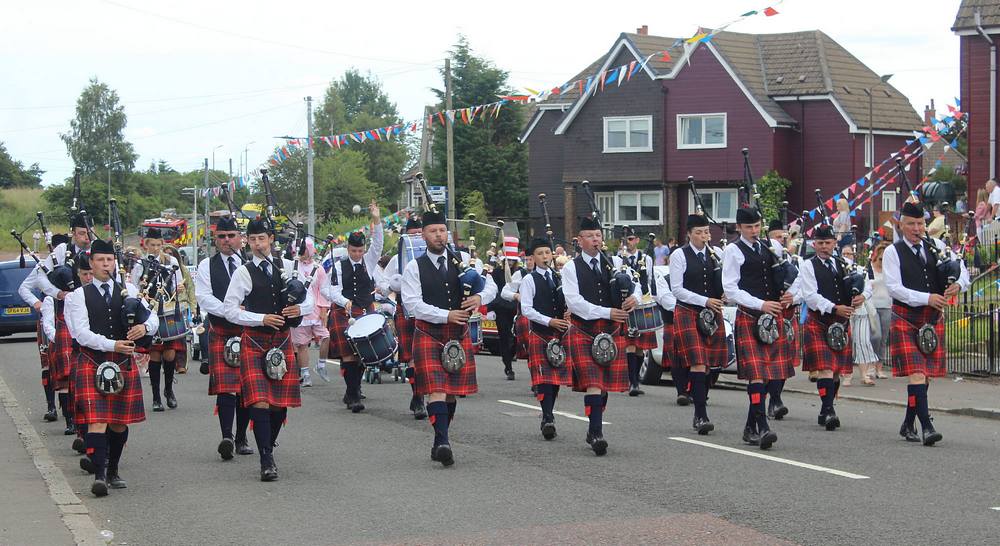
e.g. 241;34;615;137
975;201;990;230
297;260;330;326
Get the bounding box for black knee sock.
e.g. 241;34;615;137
536;384;555;421
904;385;918;428
670;363;690;396
832;378;841;400
748;383;768;432
427;401;450;446
352;364;364;399
447;400;457;422
42;370;56;410
766;379;785;407
248;408;272;467
912;383;932;429
269;408;287;448
85;432;108;481
627;352;641;386
217;394;237;439
817;378;835;415
690;371;708;420
235;403;251;443
584;394;604;437
107;427;128;475
148;361;162;401
162;359;175;394
405;366;417;396
58;392;72;424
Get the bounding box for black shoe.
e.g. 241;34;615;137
541;420;557;440
107;472;127;489
628;385;641;397
72;438;85;454
823;412;841;431
435;444;455;466
80;457;96;475
817;413;826;425
260;465;279;482
44;408;58;422
199;361;210;375
742;426;760;446
152;400;164;412
759;429;778;450
505;369;516;381
590;435;608;456
350;400;365;413
585;432;594;445
693;417;714;435
899;423;920;442
410;397;427;420
771;403;788;420
921;425;943;446
342;393;350;407
64;423;76;436
91;479;108;497
235;439;255;455
165;391;177;409
676;394;691;406
218;438;235;460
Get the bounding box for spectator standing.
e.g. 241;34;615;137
867;241;892;379
987;178;1000;219
834;199;854;247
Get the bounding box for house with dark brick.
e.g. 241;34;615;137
954;0;1000;195
522;26;922;240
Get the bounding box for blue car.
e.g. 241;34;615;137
0;260;40;336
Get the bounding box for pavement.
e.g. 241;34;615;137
1;332;1000;545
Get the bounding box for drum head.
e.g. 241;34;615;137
346;314;386;339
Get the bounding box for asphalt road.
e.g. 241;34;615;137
1;333;999;545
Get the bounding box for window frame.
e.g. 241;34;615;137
602;115;654;154
676;112;728;150
881;190;898;212
687;188;739;223
612;190;663;226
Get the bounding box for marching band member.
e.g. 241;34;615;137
490;237;522;381
669;214;725;434
799;225;869;430
401;209;497;466
562;217;641;456
68;239;157;496
518;238;572;440
131;227;184;412
41;268;78;436
291;237;329;388
223;219;314;482
322;202;383;414
379;215;426;420
883;202;969;445
65;254;94;459
766;219;794;419
619;227;656;397
194;217;254;460
723;207;796;450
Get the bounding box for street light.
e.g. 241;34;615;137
211;144;224;173
864;73;894;242
242;141;255;181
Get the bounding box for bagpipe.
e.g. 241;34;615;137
894;157;962;288
814;189;866;298
109;198;154;348
537;193;562;287
10;210;80;294
741;148;798;293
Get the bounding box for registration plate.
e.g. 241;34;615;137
3;306;30;316
481;319;497;330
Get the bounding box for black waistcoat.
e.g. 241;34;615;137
243;260;286;320
626;251;656;296
573;254;612;321
811;256;851;307
209;253;239;328
530;269;565;333
416;253;463;310
736;240;778;302
83;281;126;342
681;245;721;299
339;258;374;308
892;240;943;307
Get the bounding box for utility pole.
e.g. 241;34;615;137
306;96;316;236
202;158;209;260
445;58;456;225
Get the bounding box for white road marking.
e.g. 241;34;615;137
497;400;610;425
668;437;870;480
990;507;1000;511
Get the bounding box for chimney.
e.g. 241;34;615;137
637;25;648;36
924;98;936;126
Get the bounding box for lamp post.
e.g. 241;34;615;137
242;141;255;181
864;73;894;241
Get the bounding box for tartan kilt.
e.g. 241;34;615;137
240;329;300;408
734;308;795;382
412;320;477;396
625;329;658;351
327;304;371;360
147;337;187;354
525;325;573;387
568;318;628;393
394;312;415;364
74;348;145;426
781;305;801;363
207;322;244;395
890;304;946;377
36;321;48;370
49;316;75;389
801;311;853;375
673;304;728;369
515;314;529;360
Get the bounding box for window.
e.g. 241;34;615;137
595;191;662;225
603;116;653;153
864;133;873;168
882;190;897;212
677;113;727;149
688;189;739;223
596;192;615;224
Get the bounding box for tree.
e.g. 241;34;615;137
60;78;138;176
0;142;43;188
755;170;794;224
263;148;380;223
428;36;528;220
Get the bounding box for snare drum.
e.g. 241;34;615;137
468;314;483;346
346;314;399;365
626;300;663;335
156;310;192;341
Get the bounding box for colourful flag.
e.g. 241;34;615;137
763;7;779;16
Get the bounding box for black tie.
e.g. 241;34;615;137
355;262;364;275
546;270;555;289
437;256;447;277
102;283;112;306
591;258;600;276
228;256;237;276
913;244;925;265
824;258;836;274
752;242;760;254
698;252;706;265
261;261;270;278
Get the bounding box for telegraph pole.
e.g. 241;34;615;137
306;95;316;236
445;58;456;223
202;158;209;259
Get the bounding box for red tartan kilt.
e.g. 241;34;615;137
567;318;628;393
734;308;795;382
49;316;75;386
625;329;658;351
394;312;415;363
412;320;477;396
673;305;728;369
801;312;853;374
327;304;371;360
36;322;48;370
240;329;300;408
525;326;573;387
515;314;529;360
890;304;945;377
74;349;145;426
146;337;186;354
781;306;801;362
207;322;244;395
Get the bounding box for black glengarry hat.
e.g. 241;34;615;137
686;214;710;231
216;216;239;232
900;201;924;219
528;238;550;254
579;215;601;232
736;207;762;224
90;239;115;255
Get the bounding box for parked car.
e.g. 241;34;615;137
639;305;738;385
479;307;500;355
0;260;41;336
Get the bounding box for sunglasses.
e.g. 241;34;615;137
216;233;239;239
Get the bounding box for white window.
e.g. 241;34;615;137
881;190;897;212
688;188;738;223
677;113;727;149
603;116;653;153
595;191;662;225
864;133;873;168
595;192;615;225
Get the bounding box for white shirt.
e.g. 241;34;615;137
500;268;526;302
882;238;971;307
195;251;243;320
322;257;384;308
130;253;182;291
669;243;722;307
518;266;559;327
652;268;677;311
40;296;56;342
722;237;802;310
621;249;655;295
400;249;498;324
989;186;1000;210
800;256;873;315
561;251;642;321
222;256;316;327
67;278;158;353
18;242;88;306
63;284;87;339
